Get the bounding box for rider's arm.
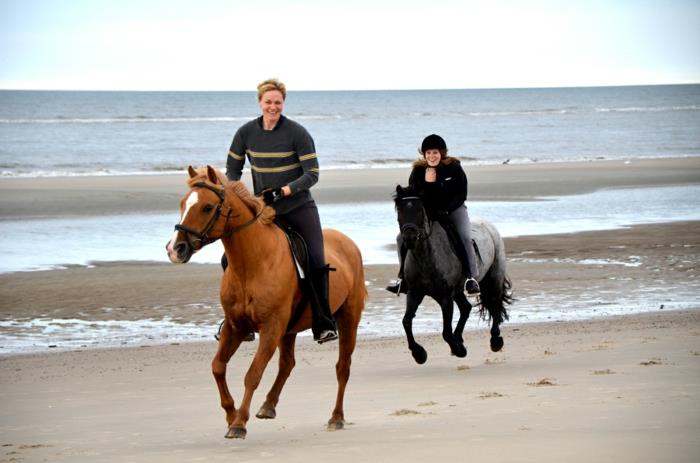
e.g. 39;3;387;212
226;128;246;182
286;126;319;195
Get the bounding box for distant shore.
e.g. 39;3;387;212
1;157;698;218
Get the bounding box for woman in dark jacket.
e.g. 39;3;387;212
386;134;481;297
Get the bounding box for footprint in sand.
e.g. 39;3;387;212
479;391;505;399
526;377;557;387
390;409;421;416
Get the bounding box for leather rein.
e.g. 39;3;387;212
174;181;261;248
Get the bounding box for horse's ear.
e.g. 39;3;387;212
396;185;405;196
206;165;218;184
188;165;197;178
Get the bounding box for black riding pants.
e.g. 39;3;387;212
277;201;326;270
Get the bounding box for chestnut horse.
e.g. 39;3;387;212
165;166;365;439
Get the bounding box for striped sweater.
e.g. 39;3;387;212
226;115;319;215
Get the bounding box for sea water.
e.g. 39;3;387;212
1;85;699;176
1;184;699;273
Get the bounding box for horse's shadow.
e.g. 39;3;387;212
394;185;512;364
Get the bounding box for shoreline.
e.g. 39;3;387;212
1;157;698;218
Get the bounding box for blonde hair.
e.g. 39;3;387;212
256;79;287;101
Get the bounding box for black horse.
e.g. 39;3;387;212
393;185;512;364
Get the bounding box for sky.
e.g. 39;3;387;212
0;0;698;91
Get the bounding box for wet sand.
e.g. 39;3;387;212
1;157;699;218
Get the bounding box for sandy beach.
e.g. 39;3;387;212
1;157;699;218
1;311;698;462
1;157;699;462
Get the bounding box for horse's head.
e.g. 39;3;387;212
393;185;429;249
166;165;232;263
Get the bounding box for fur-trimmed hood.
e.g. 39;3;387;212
412;156;461;168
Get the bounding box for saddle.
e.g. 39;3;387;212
274;217;310;280
437;219;482;271
273;218;315;332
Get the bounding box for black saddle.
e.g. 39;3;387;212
273;217;314;332
437;219;482;270
274;217;310;279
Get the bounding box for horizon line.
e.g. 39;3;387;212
1;81;699;93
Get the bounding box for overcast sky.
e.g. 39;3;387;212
1;0;698;91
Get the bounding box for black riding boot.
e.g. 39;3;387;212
385;243;408;295
309;265;338;344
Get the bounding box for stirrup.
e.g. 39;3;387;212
464;278;481;297
385;278;403;296
315;329;338;344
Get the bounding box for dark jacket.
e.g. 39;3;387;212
408;157;467;220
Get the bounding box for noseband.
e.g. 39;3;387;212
174;181;261;249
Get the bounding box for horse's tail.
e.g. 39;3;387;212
478;222;513;323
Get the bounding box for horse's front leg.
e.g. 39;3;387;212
403;292;427;364
226;323;284;439
438;296;466;358
211;319;245;428
256;332;297;420
452;292;473;354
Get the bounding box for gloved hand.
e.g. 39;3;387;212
261;187;283;205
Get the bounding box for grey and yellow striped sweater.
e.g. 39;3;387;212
226;115;319;215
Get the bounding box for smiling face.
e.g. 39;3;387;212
424;148;441;167
258;90;285;129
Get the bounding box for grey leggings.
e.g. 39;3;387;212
447;204;478;278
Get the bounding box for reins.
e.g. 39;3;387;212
174;181;262;248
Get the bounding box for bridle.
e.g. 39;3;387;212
397;195;431;240
174;181;261;249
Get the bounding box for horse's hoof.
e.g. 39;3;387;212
490;336;504;352
451;344;467;358
256;404;276;420
411;346;428;364
327;420;345;431
225;426;247;439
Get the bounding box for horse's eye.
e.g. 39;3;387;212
202;204;214;213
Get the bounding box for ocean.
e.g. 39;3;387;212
1;85;699;176
1;85;699;354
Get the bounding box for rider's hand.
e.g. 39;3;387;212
261;188;283;205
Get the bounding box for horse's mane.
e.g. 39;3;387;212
187;167;275;225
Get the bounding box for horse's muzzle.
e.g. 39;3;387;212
166;238;193;263
400;225;420;250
